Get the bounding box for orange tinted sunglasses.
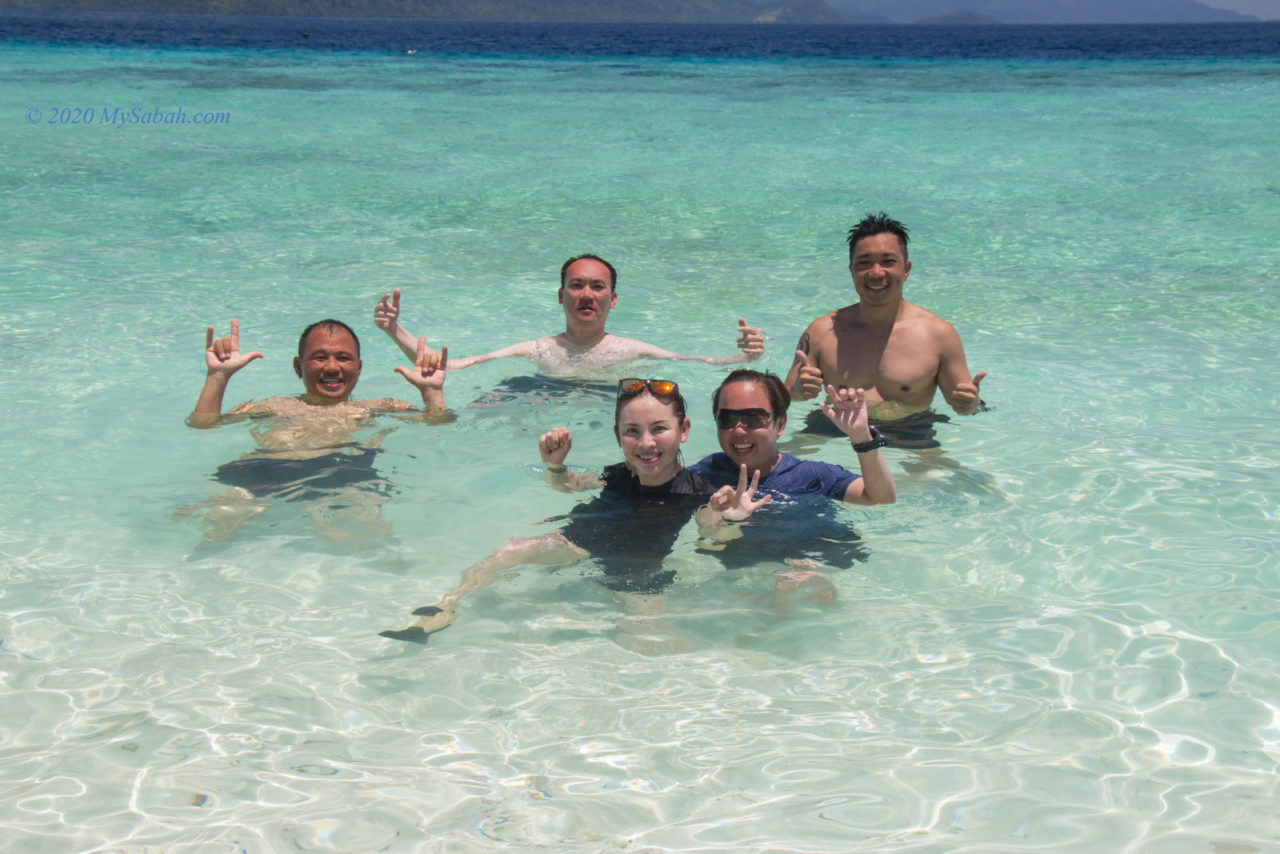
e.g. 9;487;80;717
617;378;679;398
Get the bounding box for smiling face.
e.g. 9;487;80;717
293;326;362;405
558;257;617;331
849;231;911;309
614;392;690;486
714;380;785;479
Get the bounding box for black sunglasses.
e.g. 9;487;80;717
618;378;679;398
715;408;775;430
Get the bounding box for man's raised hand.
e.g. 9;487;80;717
736;318;765;361
205;319;263;377
791;349;824;401
374;289;401;332
948;370;987;415
395;337;447;394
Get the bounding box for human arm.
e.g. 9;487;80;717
784;323;827;401
934;320;986;415
373;289;434;363
393;337;451;421
621;319;765;365
445;339;541;370
818;384;896;505
786;347;825;402
696;464;771;534
538;427;602;492
189;319;264;428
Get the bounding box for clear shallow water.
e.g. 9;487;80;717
2;17;1279;853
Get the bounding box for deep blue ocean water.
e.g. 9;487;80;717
2;11;1278;853
3;8;1280;58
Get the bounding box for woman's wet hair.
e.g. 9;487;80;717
711;369;791;418
297;319;360;359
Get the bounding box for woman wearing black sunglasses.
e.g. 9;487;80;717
380;378;766;645
691;369;896;505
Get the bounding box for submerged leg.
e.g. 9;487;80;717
380;531;587;644
773;559;838;605
174;488;269;545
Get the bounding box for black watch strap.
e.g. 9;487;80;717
851;426;888;453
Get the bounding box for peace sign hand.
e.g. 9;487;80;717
708;464;771;522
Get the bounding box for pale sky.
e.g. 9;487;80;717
1202;0;1280;16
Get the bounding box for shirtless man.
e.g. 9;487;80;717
183;318;448;542
785;213;986;424
374;254;765;377
191;317;448;434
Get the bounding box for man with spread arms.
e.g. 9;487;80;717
374;254;765;378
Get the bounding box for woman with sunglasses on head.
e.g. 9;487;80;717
381;378;767;645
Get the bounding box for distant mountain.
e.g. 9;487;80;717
827;0;1256;23
1;0;1260;22
915;11;1003;24
0;0;845;23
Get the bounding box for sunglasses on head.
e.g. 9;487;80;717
715;408;775;430
618;378;679;398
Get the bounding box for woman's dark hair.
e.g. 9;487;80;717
711;369;791;418
615;383;688;426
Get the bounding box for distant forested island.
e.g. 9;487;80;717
0;0;1258;23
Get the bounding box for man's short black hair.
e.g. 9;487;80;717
297;319;360;359
560;254;618;290
846;212;910;260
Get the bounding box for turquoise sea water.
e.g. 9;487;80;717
2;24;1279;852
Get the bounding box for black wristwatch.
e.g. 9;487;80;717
851;426;888;453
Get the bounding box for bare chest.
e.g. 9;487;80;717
817;322;943;403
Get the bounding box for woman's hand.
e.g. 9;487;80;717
708;464;770;522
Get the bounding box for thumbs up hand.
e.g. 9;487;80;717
792;349;824;401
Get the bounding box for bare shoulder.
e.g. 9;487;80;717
359;397;418;413
907;302;959;335
599;334;666;357
240;396;305;416
529;335;564;356
898;303;963;355
805;310;840;336
227;399;265;416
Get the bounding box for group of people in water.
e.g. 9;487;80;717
189;212;987;645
